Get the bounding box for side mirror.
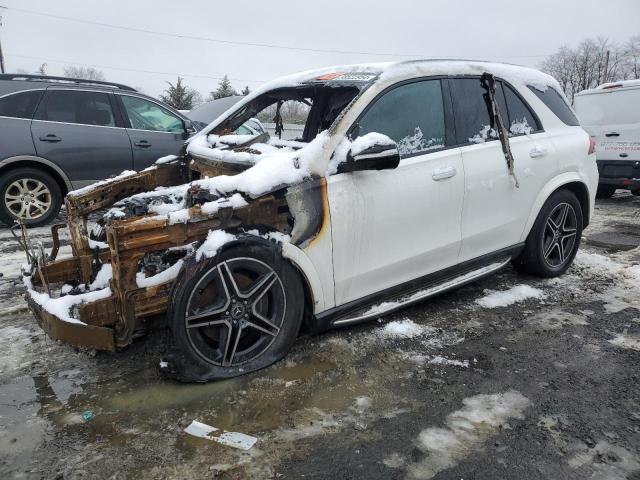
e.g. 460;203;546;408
337;133;400;174
183;119;196;138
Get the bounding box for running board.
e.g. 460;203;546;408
331;259;510;327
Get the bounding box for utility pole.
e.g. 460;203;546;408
0;6;6;74
602;49;610;85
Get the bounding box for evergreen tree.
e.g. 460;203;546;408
208;75;238;100
36;63;47;75
160;77;201;110
241;85;251;95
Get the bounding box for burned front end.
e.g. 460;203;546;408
20;152;328;350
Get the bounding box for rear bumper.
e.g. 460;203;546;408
597;159;640;188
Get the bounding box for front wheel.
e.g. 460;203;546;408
165;239;304;382
512;189;583;278
0;168;62;227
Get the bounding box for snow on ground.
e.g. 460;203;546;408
396;390;531;479
377;319;433;339
476;284;545;308
608;333;640;351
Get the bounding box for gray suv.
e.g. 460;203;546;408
0;74;195;227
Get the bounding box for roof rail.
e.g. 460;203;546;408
0;74;137;91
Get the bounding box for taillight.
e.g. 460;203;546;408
588;137;596;155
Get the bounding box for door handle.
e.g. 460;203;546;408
529;145;547;158
432;166;457;181
605;132;620;137
39;134;61;143
134;140;152;148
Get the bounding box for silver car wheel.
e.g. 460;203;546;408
4;178;52;220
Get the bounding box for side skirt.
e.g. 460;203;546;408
313;244;524;331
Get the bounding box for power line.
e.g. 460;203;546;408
1;4;552;59
6;53;268;84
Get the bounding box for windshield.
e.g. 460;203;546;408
574;89;640;126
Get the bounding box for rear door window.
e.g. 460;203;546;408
0;90;44;119
36;90;116;126
527;86;579;126
449;78;498;145
502;83;542;135
355;79;445;157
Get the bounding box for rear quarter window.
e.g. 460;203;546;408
528;86;579;126
0;90;44;119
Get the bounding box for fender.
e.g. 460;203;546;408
520;171;590;242
280;242;325;314
0;155;73;191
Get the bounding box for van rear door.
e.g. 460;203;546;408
574;86;640;163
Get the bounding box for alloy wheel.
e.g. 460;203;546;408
4;178;52;220
184;257;286;366
542;202;577;268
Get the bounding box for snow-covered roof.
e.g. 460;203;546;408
576;79;640;96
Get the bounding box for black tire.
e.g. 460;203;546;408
0;167;62;227
596;185;616;199
512;189;583;278
164;237;304;382
631;189;640;197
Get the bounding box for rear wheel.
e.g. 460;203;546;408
0;167;62;227
512;189;583;278
596;185;616;199
165;240;304;382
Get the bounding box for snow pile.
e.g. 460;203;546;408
509;118;533;135
195;230;237;261
201;193;248;215
380;60;560;92
155;154;179;164
397;127;443;155
574;251;624;276
406;353;469;368
407;390;531;478
476;285;545;308
68;170;137;197
89;263;112;290
136;259;184;288
28;287;112;325
191;130;333;199
377;319;431;339
469;125;497;144
608;334;640;351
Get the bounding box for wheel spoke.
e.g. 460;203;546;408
558;238;566;263
245;315;279;337
222;323;243;366
543;238;557;259
186;318;228;330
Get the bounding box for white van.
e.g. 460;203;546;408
574;80;640;198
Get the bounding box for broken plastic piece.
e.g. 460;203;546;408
184;420;257;450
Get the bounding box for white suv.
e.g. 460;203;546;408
23;60;598;382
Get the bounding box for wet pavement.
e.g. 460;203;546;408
1;193;639;479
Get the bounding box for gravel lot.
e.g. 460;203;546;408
1;193;639;480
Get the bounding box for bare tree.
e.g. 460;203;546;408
63;66;106;81
540;36;634;103
623;35;640;80
36;63;47;75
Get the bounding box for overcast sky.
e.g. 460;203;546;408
1;0;638;98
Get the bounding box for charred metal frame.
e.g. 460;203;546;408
24;153;325;350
